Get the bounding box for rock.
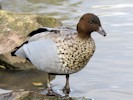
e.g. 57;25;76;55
0;10;62;70
0;90;92;100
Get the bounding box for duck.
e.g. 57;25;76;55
11;13;106;95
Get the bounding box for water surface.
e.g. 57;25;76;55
1;0;133;100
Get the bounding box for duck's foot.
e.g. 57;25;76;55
46;88;59;96
62;74;70;96
62;87;70;95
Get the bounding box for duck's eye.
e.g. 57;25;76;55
89;20;93;24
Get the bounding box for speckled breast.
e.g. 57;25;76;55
55;36;95;74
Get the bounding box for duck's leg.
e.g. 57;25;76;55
63;74;70;94
46;73;60;96
47;73;51;91
46;73;55;95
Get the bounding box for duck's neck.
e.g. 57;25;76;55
77;32;91;39
77;23;92;39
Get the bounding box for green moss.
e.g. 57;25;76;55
37;16;62;27
0;10;62;36
0;65;6;69
0;59;17;70
19;91;90;100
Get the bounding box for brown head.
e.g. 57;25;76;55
77;13;106;38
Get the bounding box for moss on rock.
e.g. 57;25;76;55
0;90;92;100
0;10;62;70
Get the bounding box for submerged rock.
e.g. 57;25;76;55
0;90;92;100
0;10;62;70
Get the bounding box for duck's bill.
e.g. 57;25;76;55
97;27;107;37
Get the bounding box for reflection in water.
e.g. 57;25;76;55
1;0;133;99
0;69;52;91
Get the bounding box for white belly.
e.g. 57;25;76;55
23;39;62;73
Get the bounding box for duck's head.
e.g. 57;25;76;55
77;13;107;38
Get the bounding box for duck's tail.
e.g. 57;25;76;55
11;41;28;58
11;49;17;56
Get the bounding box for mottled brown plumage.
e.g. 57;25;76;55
55;29;95;74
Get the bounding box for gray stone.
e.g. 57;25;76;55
0;10;62;70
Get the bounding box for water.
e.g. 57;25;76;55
1;0;133;100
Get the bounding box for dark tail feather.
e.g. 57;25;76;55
11;48;31;62
11;46;21;56
11;49;17;56
11;41;28;56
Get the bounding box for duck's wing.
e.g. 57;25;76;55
28;27;76;42
28;27;60;37
11;27;61;59
28;27;60;42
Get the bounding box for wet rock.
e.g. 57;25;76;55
0;90;92;100
0;10;62;70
